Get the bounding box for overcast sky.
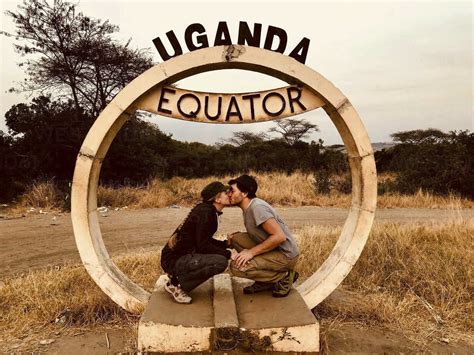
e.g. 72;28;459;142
1;0;472;145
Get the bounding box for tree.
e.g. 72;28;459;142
222;131;268;146
3;96;178;194
5;0;153;116
376;129;473;198
268;118;319;145
390;128;448;144
4;96;93;182
0;131;22;201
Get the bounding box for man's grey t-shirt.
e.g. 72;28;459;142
244;198;299;259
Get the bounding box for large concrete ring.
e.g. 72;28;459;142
71;45;377;313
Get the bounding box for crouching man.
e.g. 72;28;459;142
228;175;299;297
161;182;232;304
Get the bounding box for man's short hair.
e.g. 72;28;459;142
228;174;258;198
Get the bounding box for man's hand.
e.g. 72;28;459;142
230;249;238;260
234;249;255;268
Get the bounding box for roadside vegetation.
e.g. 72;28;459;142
1;218;472;351
7;171;473;214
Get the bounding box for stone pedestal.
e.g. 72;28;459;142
138;274;319;353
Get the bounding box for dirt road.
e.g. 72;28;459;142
1;207;472;277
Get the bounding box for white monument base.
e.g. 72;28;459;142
138;275;319;353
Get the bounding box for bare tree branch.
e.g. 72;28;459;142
4;0;153;115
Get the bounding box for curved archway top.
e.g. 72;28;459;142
72;45;377;313
79;45;373;160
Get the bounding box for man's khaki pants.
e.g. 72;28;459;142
230;232;298;283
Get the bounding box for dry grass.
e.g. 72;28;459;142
8;172;473;213
16;180;65;210
377;186;471;209
1;218;472;351
99;171;472;209
295;218;474;346
0;250;161;351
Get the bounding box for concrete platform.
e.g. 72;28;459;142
232;277;319;353
138;274;319;353
138;277;214;352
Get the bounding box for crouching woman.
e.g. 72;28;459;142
161;182;232;304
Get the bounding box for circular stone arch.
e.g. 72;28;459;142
71;45;377;313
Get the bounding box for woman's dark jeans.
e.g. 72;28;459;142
170;253;228;292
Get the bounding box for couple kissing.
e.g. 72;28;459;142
160;174;299;304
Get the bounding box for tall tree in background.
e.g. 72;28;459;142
390;128;448;145
268;118;319;145
223;131;268;147
5;0;153;116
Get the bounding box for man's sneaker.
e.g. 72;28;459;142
272;270;299;298
243;281;274;294
164;281;192;304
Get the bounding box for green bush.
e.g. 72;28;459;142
313;170;331;195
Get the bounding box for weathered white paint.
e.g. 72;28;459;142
134;85;325;123
71;45;377;313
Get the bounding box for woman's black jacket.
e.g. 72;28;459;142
161;202;231;273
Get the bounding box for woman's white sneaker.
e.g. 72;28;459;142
164;281;192;304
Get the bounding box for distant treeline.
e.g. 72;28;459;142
375;129;473;198
1;96;473;203
0;96;346;201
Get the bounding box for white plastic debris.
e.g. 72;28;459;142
50;216;58;225
55;309;72;324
